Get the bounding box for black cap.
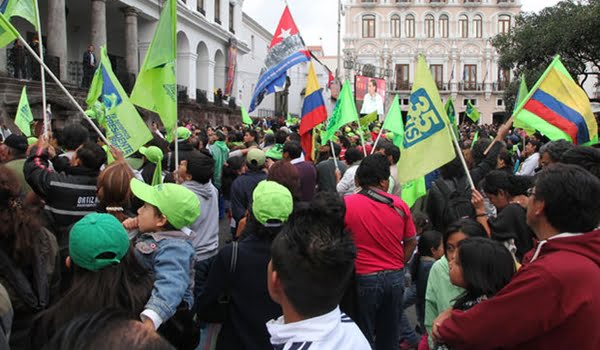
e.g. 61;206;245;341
3;134;28;152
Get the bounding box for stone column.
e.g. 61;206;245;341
90;0;107;55
122;7;139;75
47;0;68;81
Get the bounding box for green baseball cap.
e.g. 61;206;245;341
130;179;200;229
386;132;394;140
252;181;293;226
265;144;283;160
177;126;192;141
139;146;164;164
246;148;266;166
69;213;130;271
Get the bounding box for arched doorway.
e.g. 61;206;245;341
214;49;226;93
196;41;209;99
176;31;190;90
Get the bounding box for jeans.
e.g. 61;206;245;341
356;269;405;350
399;283;421;345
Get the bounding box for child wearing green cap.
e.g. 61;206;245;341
123;179;200;331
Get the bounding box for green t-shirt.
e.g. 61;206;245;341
425;255;465;348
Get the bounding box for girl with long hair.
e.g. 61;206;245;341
435;237;516;350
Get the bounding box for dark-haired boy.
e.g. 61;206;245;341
25;140;107;248
176;152;219;299
267;209;370;349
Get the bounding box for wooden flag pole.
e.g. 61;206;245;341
370;128;384;155
34;1;49;138
329;140;340;170
449;121;475;190
483;115;514;156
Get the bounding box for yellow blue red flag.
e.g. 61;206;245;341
514;56;598;145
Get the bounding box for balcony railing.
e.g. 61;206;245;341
493;81;509;91
395;82;412;91
459;82;484;91
395;0;412;5
177;85;188;103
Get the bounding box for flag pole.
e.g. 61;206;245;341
483;115;514;156
370;129;383;155
449;123;475;190
329;140;339;170
174;124;179;180
34;0;48;138
358;128;367;156
16;31;110;145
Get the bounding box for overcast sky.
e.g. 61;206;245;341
243;0;562;56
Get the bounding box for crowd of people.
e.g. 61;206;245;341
0;114;599;350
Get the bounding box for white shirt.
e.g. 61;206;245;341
360;93;384;116
516;152;540;176
267;307;370;350
337;164;359;196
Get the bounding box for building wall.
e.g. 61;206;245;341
343;0;522;124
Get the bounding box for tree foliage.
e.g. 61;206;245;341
493;0;600;112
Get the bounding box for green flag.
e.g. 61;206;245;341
0;12;18;48
4;0;38;30
466;100;480;123
359;111;378;127
321;80;360;145
86;46;153;157
241;106;252;125
382;98;427;207
471;130;479;149
445;97;460;139
14;86;33;136
512;75;534;133
130;0;177;134
401;177;426;208
381;95;404;147
397;55;456;183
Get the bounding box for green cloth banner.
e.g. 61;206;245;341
86;46;152;157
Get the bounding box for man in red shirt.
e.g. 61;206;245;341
433;164;600;350
344;154;417;350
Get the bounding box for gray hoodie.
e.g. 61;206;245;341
182;180;220;261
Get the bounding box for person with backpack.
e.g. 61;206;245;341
196;181;293;350
425;158;475;233
343;154;417;350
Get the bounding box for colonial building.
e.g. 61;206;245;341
343;0;522;124
1;0;249;125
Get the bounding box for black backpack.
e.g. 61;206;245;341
436;178;474;229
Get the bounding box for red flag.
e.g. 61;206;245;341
270;6;300;48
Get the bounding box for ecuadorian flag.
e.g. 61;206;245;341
514;56;598;145
300;61;328;160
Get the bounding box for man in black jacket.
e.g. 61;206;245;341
81;45;96;88
24;140;106;251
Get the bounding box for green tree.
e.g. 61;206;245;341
493;0;600;113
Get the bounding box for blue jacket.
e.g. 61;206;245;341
230;171;267;222
134;231;195;323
